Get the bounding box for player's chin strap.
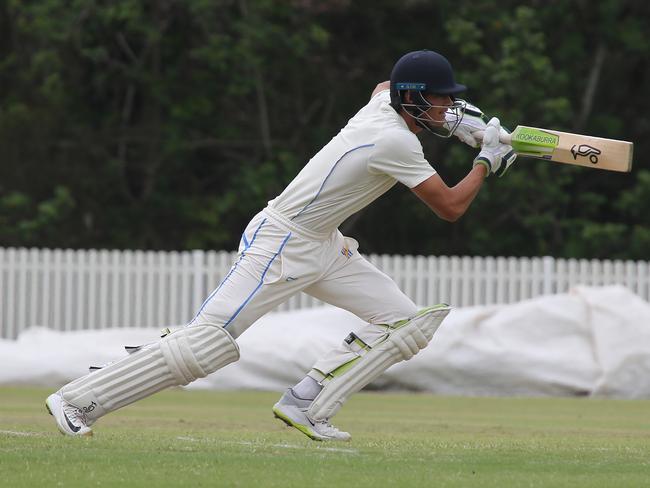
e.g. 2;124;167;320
307;305;451;421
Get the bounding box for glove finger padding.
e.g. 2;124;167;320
449;102;486;148
455;127;481;148
482;119;500;146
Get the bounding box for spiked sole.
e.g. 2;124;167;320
272;406;324;441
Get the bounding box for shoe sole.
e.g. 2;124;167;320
272;406;324;441
45;398;93;437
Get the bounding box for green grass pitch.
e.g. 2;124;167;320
0;387;648;487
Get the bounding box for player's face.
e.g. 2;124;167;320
422;94;453;126
400;91;463;136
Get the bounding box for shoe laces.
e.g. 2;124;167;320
63;402;88;427
315;419;345;436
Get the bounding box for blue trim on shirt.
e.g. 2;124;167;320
224;232;292;328
292;144;375;220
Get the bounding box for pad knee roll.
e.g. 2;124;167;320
308;305;450;421
60;324;239;422
160;324;240;384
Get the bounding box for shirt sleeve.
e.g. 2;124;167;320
367;128;436;188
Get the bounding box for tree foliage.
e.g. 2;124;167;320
1;0;648;259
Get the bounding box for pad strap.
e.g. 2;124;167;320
307;305;450;421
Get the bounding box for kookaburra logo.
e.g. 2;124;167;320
571;144;601;164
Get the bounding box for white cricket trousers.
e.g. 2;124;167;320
190;206;418;376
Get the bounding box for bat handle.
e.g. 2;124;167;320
473;130;513;145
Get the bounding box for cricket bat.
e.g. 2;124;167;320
477;126;633;172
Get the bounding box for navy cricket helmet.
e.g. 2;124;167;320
390;50;467;136
390;50;466;108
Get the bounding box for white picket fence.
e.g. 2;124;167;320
1;247;649;339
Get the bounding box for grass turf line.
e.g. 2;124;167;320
0;387;649;487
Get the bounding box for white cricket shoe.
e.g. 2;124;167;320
45;392;93;437
272;389;351;442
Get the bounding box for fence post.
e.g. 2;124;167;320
5;248;16;339
543;256;554;295
192;250;205;312
17;248;28;337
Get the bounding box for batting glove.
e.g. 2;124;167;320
453;102;488;148
473;117;517;177
452;101;512;148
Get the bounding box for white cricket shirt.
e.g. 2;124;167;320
267;90;436;235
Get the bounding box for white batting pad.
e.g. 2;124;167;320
308;305;450;421
59;324;239;422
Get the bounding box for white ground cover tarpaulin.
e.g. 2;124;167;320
1;285;649;398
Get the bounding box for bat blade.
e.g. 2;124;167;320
506;126;633;172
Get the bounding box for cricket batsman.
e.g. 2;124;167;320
46;50;516;441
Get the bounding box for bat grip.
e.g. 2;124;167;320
473;130;513;145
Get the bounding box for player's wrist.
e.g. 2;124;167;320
473;157;491;176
